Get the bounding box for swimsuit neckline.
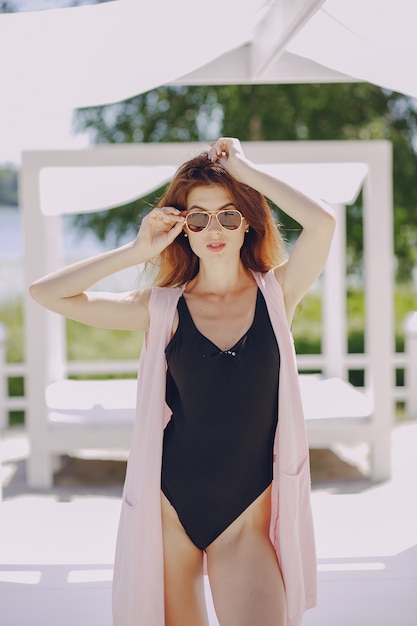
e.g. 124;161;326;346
180;289;260;354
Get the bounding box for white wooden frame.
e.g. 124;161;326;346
21;141;394;487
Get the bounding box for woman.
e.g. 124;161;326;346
30;137;335;626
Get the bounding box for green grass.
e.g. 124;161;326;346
394;284;417;351
0;300;24;363
292;285;417;354
1;284;417;425
66;321;143;361
291;289;369;353
292;294;322;353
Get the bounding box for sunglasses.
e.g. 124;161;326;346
185;209;243;233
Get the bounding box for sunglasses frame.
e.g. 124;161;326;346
185;209;244;233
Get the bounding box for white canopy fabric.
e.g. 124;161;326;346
0;0;266;110
39;165;177;215
39;162;367;216
286;0;417;99
1;0;416;160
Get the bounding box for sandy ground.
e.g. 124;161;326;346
1;425;417;625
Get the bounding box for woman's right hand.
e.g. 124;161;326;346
133;207;186;259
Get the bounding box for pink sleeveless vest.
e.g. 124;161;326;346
112;270;317;626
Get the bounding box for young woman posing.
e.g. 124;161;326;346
30;137;335;626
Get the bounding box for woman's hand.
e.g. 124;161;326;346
208;137;252;182
134;207;186;259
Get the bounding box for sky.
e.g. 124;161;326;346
0;1;108;165
0;106;91;167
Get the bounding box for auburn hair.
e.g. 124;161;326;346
149;153;285;287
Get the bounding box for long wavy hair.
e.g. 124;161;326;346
150;153;285;287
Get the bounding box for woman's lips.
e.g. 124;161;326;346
206;241;226;252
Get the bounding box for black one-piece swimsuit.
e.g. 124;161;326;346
161;289;280;550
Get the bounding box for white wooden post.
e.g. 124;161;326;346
404;311;417;419
21;153;66;487
0;323;7;431
363;142;394;480
322;203;347;379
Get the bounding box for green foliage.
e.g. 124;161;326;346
0;300;24;425
74;86;220;144
292;293;321;354
395;206;417;282
0;166;18;206
0;300;24;362
395;284;417;350
66;319;143;360
73;83;417;281
0;1;18;12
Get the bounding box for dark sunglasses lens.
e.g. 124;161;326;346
187;212;210;232
218;210;241;230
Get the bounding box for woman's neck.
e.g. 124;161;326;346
188;259;253;296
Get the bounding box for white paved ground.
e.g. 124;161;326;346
1;423;416;626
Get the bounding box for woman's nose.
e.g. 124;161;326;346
207;214;221;232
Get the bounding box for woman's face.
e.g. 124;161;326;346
185;185;248;262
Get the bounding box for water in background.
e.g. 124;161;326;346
0;206;142;302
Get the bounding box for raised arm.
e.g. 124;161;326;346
29;207;185;331
209;138;336;321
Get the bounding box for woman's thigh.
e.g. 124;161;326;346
160;492;209;626
205;486;286;626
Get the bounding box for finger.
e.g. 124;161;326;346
215;140;226;157
207;141;217;161
214;138;233;160
208;140;227;162
162;216;185;232
166;219;186;243
149;207;182;223
155;206;181;216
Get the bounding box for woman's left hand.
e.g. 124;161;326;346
208;137;251;182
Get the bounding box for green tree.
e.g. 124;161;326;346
74;86;220;144
0;0;18;12
73;83;417;281
0;166;18;206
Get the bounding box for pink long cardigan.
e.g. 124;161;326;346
112;270;317;626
